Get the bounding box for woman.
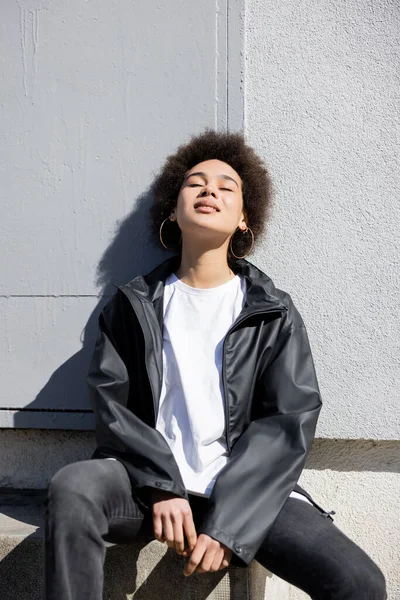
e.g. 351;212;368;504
45;129;387;599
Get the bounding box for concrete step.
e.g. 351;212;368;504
0;489;290;600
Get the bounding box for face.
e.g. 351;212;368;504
170;159;247;243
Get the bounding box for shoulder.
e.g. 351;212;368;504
274;288;307;334
270;282;303;321
242;260;307;332
100;285;132;325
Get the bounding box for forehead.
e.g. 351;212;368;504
185;159;241;183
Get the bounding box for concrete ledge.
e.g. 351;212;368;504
0;491;289;600
2;430;399;491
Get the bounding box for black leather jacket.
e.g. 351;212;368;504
87;254;327;566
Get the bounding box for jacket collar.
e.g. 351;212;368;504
121;254;287;312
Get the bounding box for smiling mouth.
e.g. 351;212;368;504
194;202;220;212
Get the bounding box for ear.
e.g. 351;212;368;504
238;211;247;231
170;207;177;220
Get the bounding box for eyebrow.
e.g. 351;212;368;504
184;171;240;189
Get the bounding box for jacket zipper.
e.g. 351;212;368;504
118;284;287;451
221;305;287;452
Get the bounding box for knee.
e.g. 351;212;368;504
341;560;387;600
47;460;102;506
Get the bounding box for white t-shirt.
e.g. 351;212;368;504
154;271;312;506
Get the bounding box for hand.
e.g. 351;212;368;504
183;533;232;576
151;489;197;557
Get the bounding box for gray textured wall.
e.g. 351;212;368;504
245;0;400;440
244;1;399;596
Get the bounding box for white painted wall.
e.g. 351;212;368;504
0;0;244;427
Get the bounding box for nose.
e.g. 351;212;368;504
200;183;219;198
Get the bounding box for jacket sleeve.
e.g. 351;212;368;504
86;290;188;510
197;310;323;566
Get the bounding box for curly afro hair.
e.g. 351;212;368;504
148;128;275;264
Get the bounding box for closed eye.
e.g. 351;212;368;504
188;184;233;192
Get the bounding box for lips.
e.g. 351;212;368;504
193;200;220;212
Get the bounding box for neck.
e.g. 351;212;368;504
175;242;235;289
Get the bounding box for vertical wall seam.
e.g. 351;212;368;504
215;0;229;132
225;0;229;131
226;0;245;132
215;0;219;130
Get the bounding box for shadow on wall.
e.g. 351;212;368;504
13;185;176;430
2;186;203;599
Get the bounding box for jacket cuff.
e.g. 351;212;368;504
197;521;252;567
135;480;189;511
90;452;189;510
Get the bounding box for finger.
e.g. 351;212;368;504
181;544;190;557
153;515;164;543
218;551;231;571
172;516;185;555
210;548;225;572
195;546;217;573
220;556;230;570
161;515;175;548
183;513;197;553
184;541;206;576
181;540;191;557
225;549;232;565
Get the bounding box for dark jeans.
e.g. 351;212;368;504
44;459;387;600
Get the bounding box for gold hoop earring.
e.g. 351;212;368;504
159;217;182;250
229;226;254;259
